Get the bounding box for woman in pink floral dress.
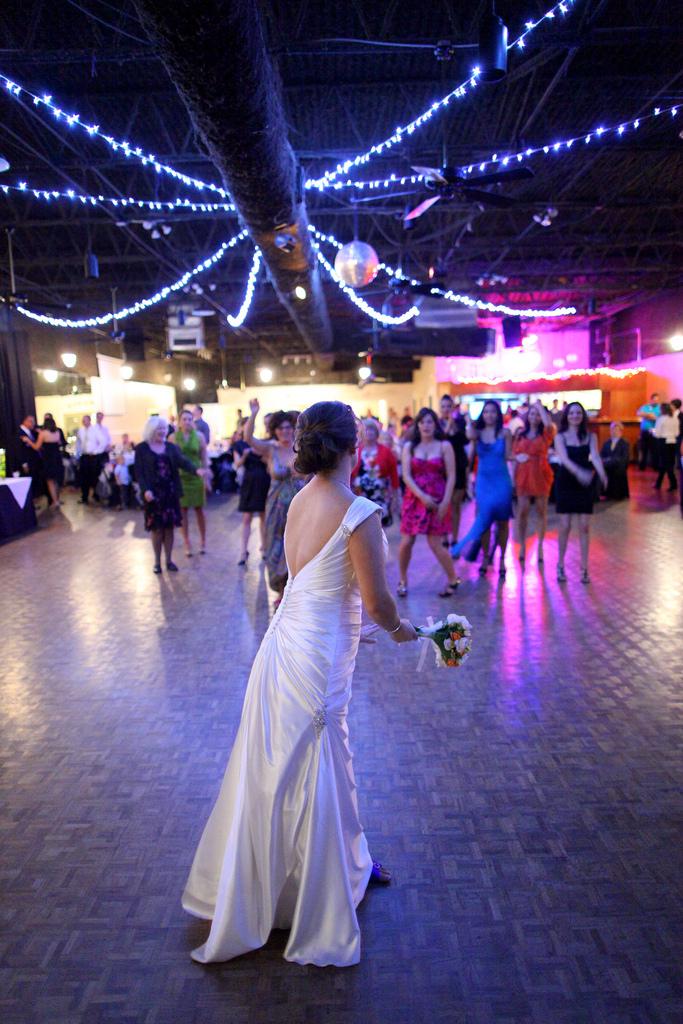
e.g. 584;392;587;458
398;408;461;598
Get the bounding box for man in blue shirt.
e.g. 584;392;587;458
636;392;660;470
192;405;211;444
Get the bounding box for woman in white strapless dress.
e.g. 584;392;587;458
182;401;417;967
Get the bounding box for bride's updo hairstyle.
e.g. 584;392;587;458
294;401;358;475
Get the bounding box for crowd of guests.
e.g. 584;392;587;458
16;388;682;588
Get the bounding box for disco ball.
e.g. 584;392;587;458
334;241;380;287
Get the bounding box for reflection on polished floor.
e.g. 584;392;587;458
2;476;682;1024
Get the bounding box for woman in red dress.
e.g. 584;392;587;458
512;400;555;566
398;408;461;598
351;418;400;526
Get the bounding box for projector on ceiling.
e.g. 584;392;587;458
166;306;206;352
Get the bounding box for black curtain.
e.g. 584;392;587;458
0;308;36;474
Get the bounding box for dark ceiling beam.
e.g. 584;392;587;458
2;26;682;67
132;0;333;356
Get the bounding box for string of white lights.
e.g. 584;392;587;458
459;102;678;176
312;242;420;325
4;95;678;217
307;100;680;193
2;4;577;200
309;226;576;317
0;180;236;214
450;365;645;386
0;74;230;199
305;0;579;190
16;230;248;329
426;285;576;318
227;246;262;327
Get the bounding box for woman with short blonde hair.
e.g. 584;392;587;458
135;415;207;573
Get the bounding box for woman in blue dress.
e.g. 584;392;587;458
450;400;513;579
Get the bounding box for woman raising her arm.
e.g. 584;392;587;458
244;398;305;603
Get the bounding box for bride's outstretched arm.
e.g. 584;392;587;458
349;514;417;644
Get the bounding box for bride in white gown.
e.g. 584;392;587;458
182;401;417;967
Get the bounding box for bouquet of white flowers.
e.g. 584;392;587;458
416;613;473;668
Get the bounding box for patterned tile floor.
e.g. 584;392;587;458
1;474;682;1024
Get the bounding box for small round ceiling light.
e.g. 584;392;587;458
258;367;273;383
60;352;77;368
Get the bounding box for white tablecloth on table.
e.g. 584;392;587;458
0;477;32;509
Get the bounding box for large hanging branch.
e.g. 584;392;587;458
133;0;333;353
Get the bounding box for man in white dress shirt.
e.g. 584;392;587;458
76;414;101;505
93;412;112;461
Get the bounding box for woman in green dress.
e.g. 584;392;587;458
175;409;209;557
243;398;305;605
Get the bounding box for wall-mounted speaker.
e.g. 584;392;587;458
502;316;522;348
123;329;145;362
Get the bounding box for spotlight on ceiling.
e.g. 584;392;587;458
294;285;307;300
161;224;172;236
183;377;196;391
478;9;508;82
258;366;273;383
120;365;134;380
84;251;99;279
0;154;10;173
60;352;77;368
358;365;372;381
274;229;297;253
669;333;683;352
533;207;558;228
42;369;59;383
151;228;161;240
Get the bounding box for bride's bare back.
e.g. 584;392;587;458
284;482;355;580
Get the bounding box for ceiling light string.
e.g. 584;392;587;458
307;100;680;194
450;365;645;386
15;229;249;329
1;4;578;200
308;226;576;318
304;0;579;190
226;246;262;327
0;180;236;214
459;102;679;176
0;74;230;199
311;242;420;325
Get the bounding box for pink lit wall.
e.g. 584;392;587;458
436;327;589;383
612;352;683;398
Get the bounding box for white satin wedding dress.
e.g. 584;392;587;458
182;495;382;967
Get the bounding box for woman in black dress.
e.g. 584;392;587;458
135;416;207;574
554;402;607;585
20;414;65;508
599;421;630;500
438;394;469;547
233;428;270;566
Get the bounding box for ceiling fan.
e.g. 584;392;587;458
403;164;534;223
